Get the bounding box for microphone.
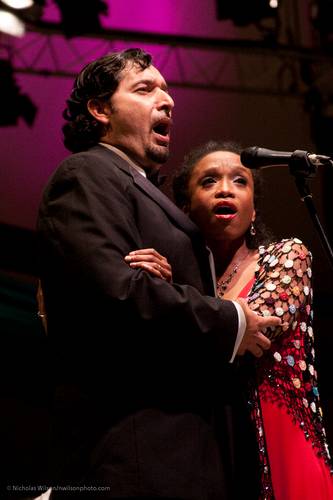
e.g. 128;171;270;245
241;146;332;169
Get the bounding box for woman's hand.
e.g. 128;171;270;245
124;248;172;282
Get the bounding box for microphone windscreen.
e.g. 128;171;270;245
240;147;259;169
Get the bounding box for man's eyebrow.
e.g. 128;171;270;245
132;78;169;92
134;78;153;85
131;77;154;86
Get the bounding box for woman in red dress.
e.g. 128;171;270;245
125;140;333;499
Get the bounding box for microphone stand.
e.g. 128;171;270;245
288;150;333;270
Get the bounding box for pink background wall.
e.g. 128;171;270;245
0;0;321;234
0;0;331;293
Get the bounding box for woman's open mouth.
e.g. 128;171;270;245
213;202;237;220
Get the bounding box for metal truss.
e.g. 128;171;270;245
1;21;333;97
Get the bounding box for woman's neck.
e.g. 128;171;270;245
209;238;258;300
208;238;250;277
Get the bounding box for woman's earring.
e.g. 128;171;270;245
250;222;256;236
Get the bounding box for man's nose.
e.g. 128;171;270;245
158;89;174;113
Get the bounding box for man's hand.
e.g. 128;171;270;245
236;298;281;358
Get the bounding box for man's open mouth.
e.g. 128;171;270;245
152;118;171;138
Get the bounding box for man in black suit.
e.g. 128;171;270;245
37;48;280;499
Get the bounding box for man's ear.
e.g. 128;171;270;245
87;99;111;125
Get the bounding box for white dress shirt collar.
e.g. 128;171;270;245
99;142;147;178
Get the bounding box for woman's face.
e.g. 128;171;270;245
186;151;256;244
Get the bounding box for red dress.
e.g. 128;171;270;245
239;238;333;499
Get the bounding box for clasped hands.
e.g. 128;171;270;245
125;249;282;359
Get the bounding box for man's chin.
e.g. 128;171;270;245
146;145;170;165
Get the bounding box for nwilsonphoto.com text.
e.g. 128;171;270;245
6;484;111;493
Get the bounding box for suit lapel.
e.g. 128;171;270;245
130;167;200;236
93;145;216;294
94;145;200;237
133;170;216;295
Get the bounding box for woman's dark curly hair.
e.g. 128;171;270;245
62;48;152;152
172;140;274;248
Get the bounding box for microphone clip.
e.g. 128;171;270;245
288;150;317;181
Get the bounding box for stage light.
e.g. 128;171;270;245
216;0;279;26
1;0;33;9
54;0;108;38
0;59;37;126
0;0;45;36
0;9;24;35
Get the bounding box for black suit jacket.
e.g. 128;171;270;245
37;145;241;499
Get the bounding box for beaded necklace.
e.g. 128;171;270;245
216;251;250;297
216;263;241;297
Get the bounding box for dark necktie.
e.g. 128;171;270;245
146;170;167;187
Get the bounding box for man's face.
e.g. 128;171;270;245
105;62;174;171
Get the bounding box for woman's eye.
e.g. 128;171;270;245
234;177;247;185
201;177;216;186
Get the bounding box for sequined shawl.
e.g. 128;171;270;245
246;237;332;498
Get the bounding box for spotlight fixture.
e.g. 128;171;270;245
54;0;108;38
0;59;37;126
0;0;45;36
216;0;279;27
1;0;34;8
0;9;24;35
